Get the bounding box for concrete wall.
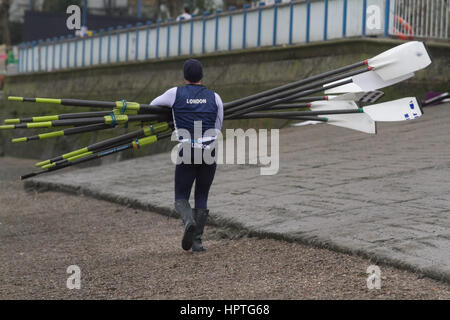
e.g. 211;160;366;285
1;38;449;161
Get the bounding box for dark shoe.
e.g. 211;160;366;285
192;208;209;252
175;200;197;251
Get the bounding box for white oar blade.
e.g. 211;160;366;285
354;71;414;91
324;71;414;94
368;41;432;81
362;97;423;122
324;114;377;134
328;91;385;103
310;100;359;110
310;101;376;134
291;115;376;134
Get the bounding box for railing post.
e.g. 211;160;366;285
126;24;132;62
215;9;222;52
31;42;35;72
99;29;104;64
135;22;142;61
45;39;50;72
52;37;57;70
342;0;347;37
306;1;311;43
145;21;151;60
257;2;265;47
362;0;367;37
81;33;86;67
18;44;21;73
273;0;281;46
202;11;209;54
116;25;123;63
67;35;72;68
24;44;28;73
38;39;43;72
167;18;173;58
228;6;235;51
107;27;113;63
289;0;293;45
242;4;250;49
189;14;195;55
74;36;78;67
90;30;95;66
323;0;328;41
178;17;184;56
59;36;64;69
384;0;391;37
156;19;161;58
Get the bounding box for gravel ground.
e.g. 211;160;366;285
0;157;449;300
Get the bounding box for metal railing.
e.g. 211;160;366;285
392;0;449;39
16;0;449;74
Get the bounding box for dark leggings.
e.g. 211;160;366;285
175;159;217;209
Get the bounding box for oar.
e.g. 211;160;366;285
224;67;370;116
323;71;414;94
7;96;171;114
237;97;423;122
235;97;422;134
261;91;385;112
4;111;112;124
224;41;431;112
34;122;171;167
0;114;170;130
253;91;385;112
20;131;173;180
422;92;449;107
223;61;367;109
40;139;140;169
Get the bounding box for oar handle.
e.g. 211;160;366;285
20;172;38;180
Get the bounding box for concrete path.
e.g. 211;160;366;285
25;103;450;282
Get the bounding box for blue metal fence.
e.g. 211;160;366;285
17;0;449;74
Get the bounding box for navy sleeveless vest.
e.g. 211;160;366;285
172;85;218;140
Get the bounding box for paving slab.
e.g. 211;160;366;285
25;103;450;282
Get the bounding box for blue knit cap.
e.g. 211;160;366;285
183;58;203;83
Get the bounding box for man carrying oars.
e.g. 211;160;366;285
151;59;224;252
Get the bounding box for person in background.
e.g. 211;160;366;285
176;7;192;21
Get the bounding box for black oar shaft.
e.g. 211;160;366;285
9;111;112;124
223;60;366;109
225;77;355;120
265;103;310;110
238;109;362;119
224;67;370;116
12;114;168;128
22;123;111;142
15;97;171;114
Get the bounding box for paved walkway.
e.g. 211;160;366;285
25;103;450;282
